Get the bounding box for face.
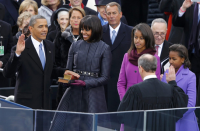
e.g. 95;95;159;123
69;0;82;7
29;19;48;42
169;51;185;72
70;10;83;29
134;29;146;53
81;28;92;42
23;6;36;15
57;14;69;31
151;22;167;45
97;5;107;20
106;5;122;29
46;0;59;6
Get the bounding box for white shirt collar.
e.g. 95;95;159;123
143;75;157;81
109;22;121;38
31;36;43;48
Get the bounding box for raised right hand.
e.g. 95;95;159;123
181;0;193;11
15;34;25;55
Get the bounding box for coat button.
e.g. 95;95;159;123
135;70;137;73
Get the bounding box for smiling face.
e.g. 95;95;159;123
70;10;83;29
134;29;146;54
81;28;92;42
106;5;122;29
69;0;82;7
97;5;107;20
169;51;185;73
57;14;69;31
29;19;48;42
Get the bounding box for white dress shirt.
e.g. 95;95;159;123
109;22;121;40
156;42;163;57
143;75;157;81
31;36;46;60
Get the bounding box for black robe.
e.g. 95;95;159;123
118;79;188;131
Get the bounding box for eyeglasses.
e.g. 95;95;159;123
153;32;166;38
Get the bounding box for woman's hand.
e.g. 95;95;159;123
166;65;176;83
64;70;80;78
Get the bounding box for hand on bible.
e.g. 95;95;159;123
166;65;176;83
16;34;25;55
64;70;80;78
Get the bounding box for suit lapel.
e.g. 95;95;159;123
43;40;52;73
160;40;169;61
111;23;126;51
103;24;112;47
26;37;44;71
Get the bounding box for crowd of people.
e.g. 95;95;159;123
0;0;200;131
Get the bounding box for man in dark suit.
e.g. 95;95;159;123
118;54;188;131
3;15;66;109
95;0;127;26
102;2;132;112
151;18;173;73
172;0;200;105
0;20;13;87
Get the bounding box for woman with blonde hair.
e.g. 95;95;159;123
19;0;38;15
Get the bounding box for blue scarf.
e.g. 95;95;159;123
98;13;108;26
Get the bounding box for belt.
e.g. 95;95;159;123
73;70;99;77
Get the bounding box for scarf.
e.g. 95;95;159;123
128;48;156;66
188;3;200;56
98;13;108;26
69;3;84;9
164;12;173;41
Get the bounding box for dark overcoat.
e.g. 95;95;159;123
49;40;112;131
3;37;65;109
102;22;132;112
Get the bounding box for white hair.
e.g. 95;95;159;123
58;11;69;20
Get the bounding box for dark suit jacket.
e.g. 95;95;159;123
102;22;133;112
160;40;173;62
3;37;65;109
172;4;194;49
0;3;5;20
0;0;19;26
159;0;185;45
0;20;12;66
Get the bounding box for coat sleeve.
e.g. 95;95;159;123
186;72;196;107
3;46;21;78
117;54;127;101
172;8;186;27
66;42;74;70
84;45;112;89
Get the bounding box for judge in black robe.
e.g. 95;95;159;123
117;54;188;131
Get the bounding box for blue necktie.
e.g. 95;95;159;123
39;43;45;69
111;30;116;44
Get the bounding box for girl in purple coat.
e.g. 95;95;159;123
117;23;160;101
162;44;199;131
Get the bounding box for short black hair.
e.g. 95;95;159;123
79;15;102;43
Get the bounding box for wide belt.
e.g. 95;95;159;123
73;70;99;77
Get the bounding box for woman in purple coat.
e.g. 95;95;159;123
117;23;160;101
162;44;199;131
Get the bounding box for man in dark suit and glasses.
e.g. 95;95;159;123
102;2;132;113
3;15;67;109
151;18;173;73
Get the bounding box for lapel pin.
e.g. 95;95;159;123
49;51;51;53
